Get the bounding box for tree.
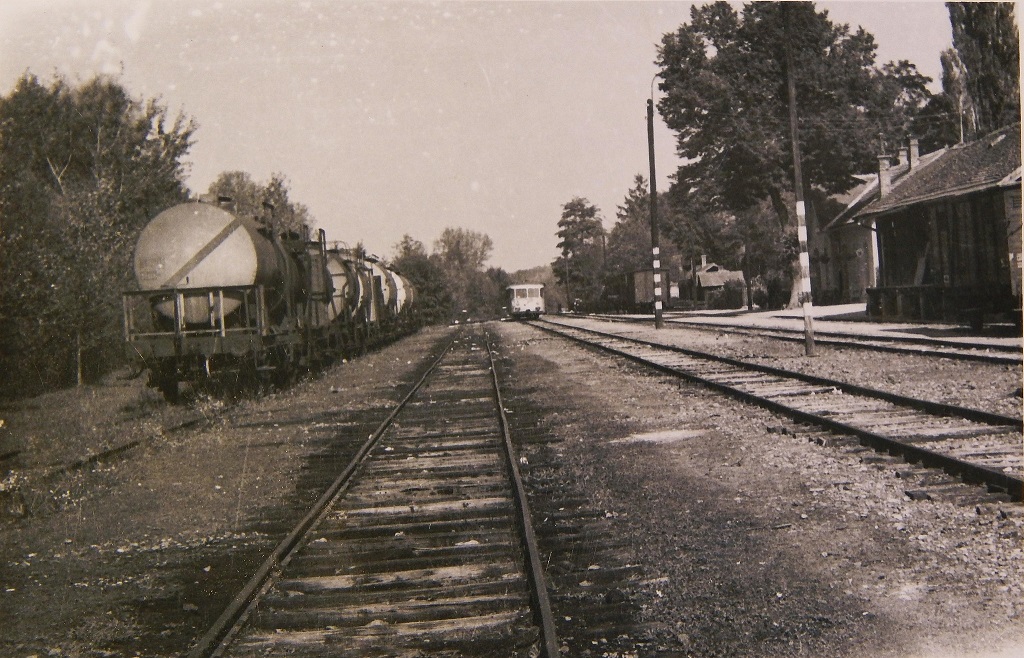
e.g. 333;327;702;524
0;74;194;397
392;234;429;261
731;198;798;310
207;171;312;238
656;1;938;223
432;227;495;318
603;176;683;310
903;48;971;150
872;59;942;149
433;227;494;272
471;267;512;319
656;1;943;308
391;234;452;325
261;174;313;239
392;229;507;323
605;176;654;281
947;2;1020;135
552;197;605;311
937;47;978;143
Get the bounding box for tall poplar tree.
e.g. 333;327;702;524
939;47;978;143
946;2;1020;135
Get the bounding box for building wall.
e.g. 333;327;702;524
869;186;1021;321
631;269;671;310
811;188;878;305
815;222;875;304
1003;188;1022;298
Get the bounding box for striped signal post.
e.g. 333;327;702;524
647;98;664;329
795;199;815;355
786;15;815;356
652;246;664;326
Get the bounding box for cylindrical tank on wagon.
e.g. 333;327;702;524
403;276;416;310
392;271;412;313
318;251;367;325
133;202;294;324
367;260;398;313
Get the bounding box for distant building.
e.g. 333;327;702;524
826;125;1021;325
678;256;746;308
631;268;674;312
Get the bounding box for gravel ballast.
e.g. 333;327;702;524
492;320;1023;657
0;320;1021;656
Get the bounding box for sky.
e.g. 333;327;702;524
1;1;955;272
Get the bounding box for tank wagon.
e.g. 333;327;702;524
507;283;545;320
122;197;416;400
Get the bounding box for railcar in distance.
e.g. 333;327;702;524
507;283;545;320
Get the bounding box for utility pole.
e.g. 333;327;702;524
785;16;815;356
647;98;664;329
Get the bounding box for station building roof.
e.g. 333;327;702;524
829;123;1021;228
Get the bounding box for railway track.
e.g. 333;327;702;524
188;328;558;657
587;313;1022;364
532;318;1024;502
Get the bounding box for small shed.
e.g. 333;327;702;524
631;269;673;312
694;262;745;307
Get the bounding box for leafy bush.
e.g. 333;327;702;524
707;279;747;310
0;74;194;399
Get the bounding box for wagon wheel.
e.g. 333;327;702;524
155;376;180;404
272;346;299;389
150;361;181;403
355;327;368;356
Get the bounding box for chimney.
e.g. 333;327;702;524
909;138;919;168
897;147;908;166
877;155;892;197
700;254;708;268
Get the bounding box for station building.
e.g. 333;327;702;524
823;123;1021;325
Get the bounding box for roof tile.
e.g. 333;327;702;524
860;123;1021;217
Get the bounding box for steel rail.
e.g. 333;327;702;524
486;335;560;658
532;320;1023;501
187;336;457;658
585;313;1022;364
540;319;1022;430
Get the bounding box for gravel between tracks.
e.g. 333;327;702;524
493;320;1023;657
549;316;1023;420
0;321;1021;657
